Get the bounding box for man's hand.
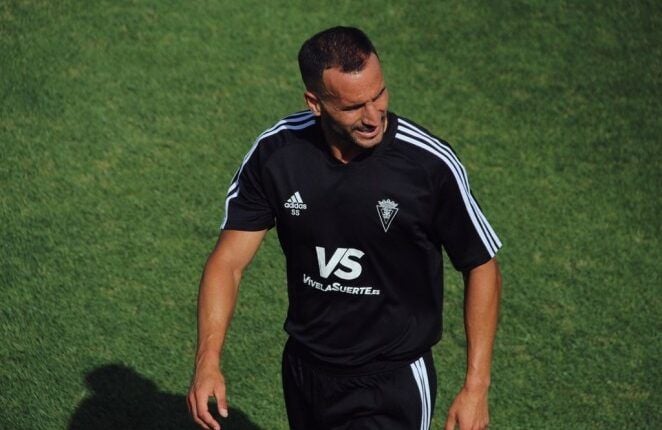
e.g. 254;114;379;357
444;385;489;430
188;365;228;430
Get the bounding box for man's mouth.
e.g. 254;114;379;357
355;125;379;139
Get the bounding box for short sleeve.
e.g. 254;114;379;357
221;144;275;231
434;167;502;272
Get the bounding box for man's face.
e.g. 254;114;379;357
306;53;389;150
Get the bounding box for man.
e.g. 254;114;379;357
188;26;502;430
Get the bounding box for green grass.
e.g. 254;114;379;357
1;1;660;428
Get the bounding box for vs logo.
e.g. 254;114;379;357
315;247;364;280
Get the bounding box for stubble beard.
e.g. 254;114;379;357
322;114;387;152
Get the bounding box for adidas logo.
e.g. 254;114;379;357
284;191;307;212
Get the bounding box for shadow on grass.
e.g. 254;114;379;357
69;364;263;430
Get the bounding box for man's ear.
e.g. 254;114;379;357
304;91;322;116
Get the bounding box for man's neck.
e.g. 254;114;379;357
328;140;367;164
321;124;367;164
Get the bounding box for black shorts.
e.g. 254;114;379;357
282;340;437;430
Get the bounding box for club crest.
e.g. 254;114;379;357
376;199;399;232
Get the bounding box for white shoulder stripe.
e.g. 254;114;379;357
399;120;470;189
221;113;316;229
396;131;499;255
227;181;238;196
395;120;501;255
397;120;501;252
259;111;315;138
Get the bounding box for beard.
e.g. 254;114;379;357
321;115;386;150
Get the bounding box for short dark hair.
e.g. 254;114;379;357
298;26;378;94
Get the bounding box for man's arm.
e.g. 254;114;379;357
187;229;268;430
445;258;502;430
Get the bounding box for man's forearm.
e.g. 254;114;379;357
195;256;242;370
463;258;502;389
188;230;266;429
444;260;501;430
193;229;266;369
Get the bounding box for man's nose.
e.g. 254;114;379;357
362;102;380;126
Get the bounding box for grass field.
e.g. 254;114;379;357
1;1;660;429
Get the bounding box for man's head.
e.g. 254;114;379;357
298;27;389;155
298;26;378;94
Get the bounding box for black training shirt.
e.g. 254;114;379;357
222;110;501;367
